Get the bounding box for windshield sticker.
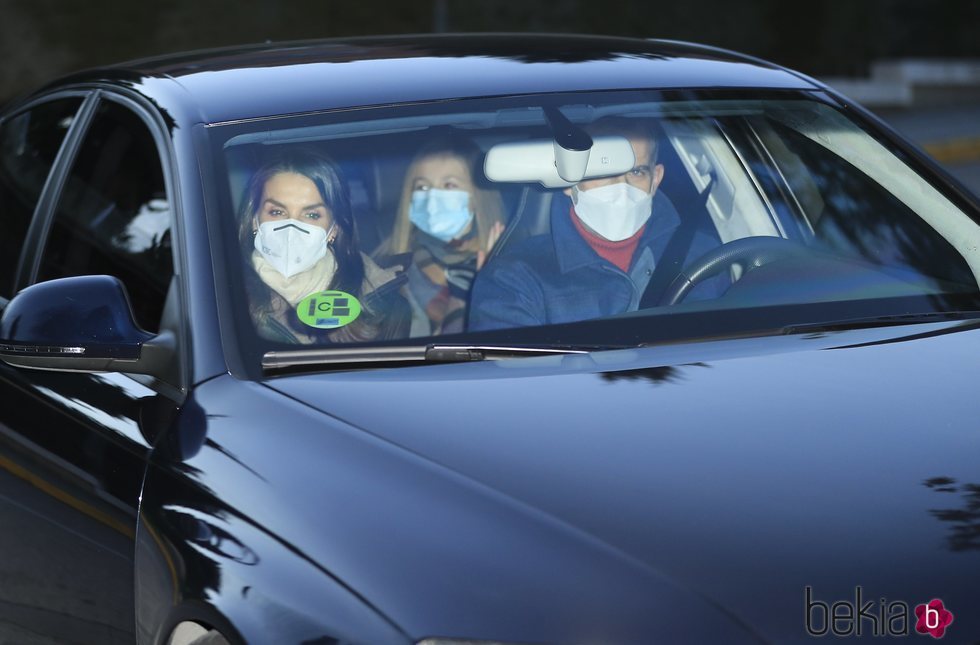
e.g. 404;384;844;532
296;290;362;329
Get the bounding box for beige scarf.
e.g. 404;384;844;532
252;250;338;306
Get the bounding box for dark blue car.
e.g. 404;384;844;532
1;34;978;644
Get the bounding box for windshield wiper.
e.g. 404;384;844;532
262;343;602;373
782;310;980;335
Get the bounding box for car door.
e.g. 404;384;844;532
0;91;183;644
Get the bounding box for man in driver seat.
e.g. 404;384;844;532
469;118;729;331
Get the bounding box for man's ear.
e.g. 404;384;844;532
650;164;665;193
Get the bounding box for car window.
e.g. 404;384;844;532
0;97;83;299
37;98;173;333
207;91;980;370
758;118;975;285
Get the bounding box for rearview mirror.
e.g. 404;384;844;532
484;136;636;188
0;275;174;376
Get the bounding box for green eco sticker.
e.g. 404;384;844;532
296;290;361;329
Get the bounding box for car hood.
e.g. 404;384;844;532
265;321;980;642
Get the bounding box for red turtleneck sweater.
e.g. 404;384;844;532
570;207;646;273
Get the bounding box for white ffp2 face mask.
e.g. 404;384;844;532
254;219;329;278
572;183;654;242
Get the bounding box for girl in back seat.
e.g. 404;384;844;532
376;136;506;336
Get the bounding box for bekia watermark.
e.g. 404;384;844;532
805;587;954;638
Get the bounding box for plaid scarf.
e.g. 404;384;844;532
410;227;479;333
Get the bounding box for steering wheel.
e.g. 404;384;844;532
659;236;809;306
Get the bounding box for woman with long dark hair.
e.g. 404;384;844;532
239;150;408;343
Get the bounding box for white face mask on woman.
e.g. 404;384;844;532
253;220;338;306
254;219;330;278
571;182;653;242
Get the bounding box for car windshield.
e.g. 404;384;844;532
207;89;980;373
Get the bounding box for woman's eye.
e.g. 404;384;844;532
268;208;284;217
414;183;430;191
304;211;321;220
444;181;459;190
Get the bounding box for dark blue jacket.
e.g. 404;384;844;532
469;192;728;331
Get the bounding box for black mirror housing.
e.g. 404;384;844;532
0;275;173;375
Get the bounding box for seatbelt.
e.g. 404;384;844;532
639;176;715;308
639;214;699;309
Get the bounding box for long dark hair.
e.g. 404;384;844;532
239;149;379;342
238;149;365;294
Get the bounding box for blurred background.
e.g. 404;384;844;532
2;0;978;192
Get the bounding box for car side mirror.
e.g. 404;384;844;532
0;275;175;377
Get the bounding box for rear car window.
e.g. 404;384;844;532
0;97;83;298
38;98;173;332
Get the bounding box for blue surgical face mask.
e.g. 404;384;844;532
409;189;474;242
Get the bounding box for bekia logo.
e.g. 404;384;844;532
805;587;954;638
914;600;954;639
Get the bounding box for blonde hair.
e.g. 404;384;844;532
386;136;506;255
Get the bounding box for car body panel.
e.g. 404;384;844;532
0;364;160;643
40;35;815;126
265;321;980;641
138;374;766;643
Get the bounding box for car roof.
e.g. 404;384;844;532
53;34;820;125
